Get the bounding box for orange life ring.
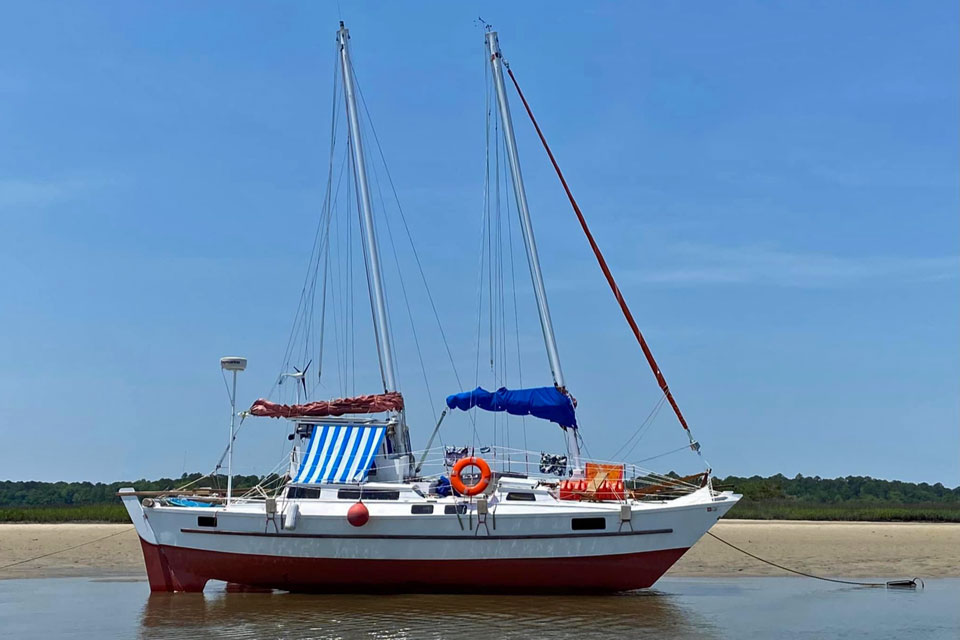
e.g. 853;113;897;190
450;456;491;496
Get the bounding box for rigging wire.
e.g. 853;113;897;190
505;64;703;461
274;48;342;401
330;170;346;397
308;150;349;397
350;62;464;391
482;46;498;458
348;77;405;396
630;441;696;465
498;102;530;468
312;59;345;386
495;114;512;465
487;128;494;375
373;181;405;399
369;130;438;423
471;163;490;450
491;71;572;463
611;393;667;461
346;136;365;397
483;45;493;379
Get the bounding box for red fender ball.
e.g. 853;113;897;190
347;501;369;527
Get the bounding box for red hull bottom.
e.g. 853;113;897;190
139;538;691;593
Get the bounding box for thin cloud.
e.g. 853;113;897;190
631;243;958;287
0;176;115;210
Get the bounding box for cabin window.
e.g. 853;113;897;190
411;504;434;514
444;504;468;515
288;487;321;499
337;489;400;501
197;516;217;528
571;517;606;531
505;492;537;502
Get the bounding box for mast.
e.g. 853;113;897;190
337;23;410;460
486;31;582;472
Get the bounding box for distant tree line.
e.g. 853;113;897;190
1;472;957;508
0;473;264;507
714;474;960;504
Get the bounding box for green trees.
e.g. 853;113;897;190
716;474;960;505
716;474;960;521
0;473;265;508
1;473;958;522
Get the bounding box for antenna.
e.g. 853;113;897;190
220;356;247;505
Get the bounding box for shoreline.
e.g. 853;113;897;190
1;520;958;581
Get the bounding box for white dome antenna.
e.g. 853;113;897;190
220;356;247;372
220;355;247;504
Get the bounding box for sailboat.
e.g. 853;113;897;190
120;23;740;594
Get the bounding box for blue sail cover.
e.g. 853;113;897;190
445;386;577;428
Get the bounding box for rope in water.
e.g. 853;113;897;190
706;531;922;588
0;526;134;571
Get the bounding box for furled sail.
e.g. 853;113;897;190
445;386;577;428
250;392;404;419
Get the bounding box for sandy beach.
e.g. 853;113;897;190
1;520;958;581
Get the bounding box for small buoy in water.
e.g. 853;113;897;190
347;501;369;527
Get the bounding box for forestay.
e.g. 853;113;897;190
293;424;387;484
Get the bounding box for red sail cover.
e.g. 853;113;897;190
249;392;404;419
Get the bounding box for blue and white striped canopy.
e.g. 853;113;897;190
293;424;387;484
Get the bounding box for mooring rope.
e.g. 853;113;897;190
706;531;922;588
0;526;134;571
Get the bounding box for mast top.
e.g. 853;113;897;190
337;22;399;395
485;29;566;390
485;29;581;474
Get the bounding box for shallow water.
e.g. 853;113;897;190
0;576;956;639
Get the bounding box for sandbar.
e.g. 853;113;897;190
1;520;957;581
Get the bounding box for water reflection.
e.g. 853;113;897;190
139;586;716;640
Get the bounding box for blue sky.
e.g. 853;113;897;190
1;2;957;485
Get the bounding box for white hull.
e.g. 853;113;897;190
122;479;739;593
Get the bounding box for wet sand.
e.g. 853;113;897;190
1;520;957;580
